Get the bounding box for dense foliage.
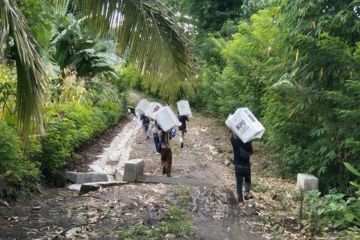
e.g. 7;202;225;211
0;0;127;197
172;0;360;193
0;120;40;199
38;84;124;185
159;1;360;236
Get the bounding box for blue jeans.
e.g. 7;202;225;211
143;124;149;138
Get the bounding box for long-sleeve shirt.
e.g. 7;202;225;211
178;115;188;131
230;136;253;166
140;114;150;126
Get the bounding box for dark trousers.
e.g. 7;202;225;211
143;124;149;138
235;165;251;201
161;148;172;177
153;133;160;153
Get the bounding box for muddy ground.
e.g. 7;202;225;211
0;111;275;240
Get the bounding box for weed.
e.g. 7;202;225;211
119;206;194;240
119;186;193;240
177;186;192;208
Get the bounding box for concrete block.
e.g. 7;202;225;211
65;171;108;184
123;159;144;182
297;173;319;191
115;169;124;181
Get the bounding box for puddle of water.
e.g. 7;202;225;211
89;116;141;178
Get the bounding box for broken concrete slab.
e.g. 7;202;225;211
79;181;127;195
123;159;144;182
80;184;100;195
65;171;108;184
297;173;319;191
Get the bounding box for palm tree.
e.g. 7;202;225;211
1;0;46;136
0;0;193;135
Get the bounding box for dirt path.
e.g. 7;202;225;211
130;115;263;240
0;111;264;240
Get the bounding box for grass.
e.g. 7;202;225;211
118;206;193;240
119;186;194;240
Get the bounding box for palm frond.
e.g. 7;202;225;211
0;0;46;136
50;0;70;15
77;0;195;101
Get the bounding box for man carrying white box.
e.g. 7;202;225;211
226;108;265;203
177;100;192;148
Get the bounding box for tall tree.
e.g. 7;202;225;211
187;0;243;33
0;0;194;134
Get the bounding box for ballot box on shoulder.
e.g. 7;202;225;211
154;106;182;132
177;100;192;117
145;102;163;119
135;99;150;115
225;108;265;143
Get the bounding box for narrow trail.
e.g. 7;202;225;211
0;109;265;239
128;114;264;240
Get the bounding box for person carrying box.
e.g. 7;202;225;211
178;114;189;148
140;113;150;139
152;121;161;154
229;130;254;203
159;128;172;177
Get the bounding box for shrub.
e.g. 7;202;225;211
302;189;360;237
0;121;40;199
37;86;125;184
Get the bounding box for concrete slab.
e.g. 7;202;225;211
65;171;108;184
123;159;144;182
79;181;127;195
297;173;319;191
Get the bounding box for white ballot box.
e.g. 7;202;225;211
154;106;182;132
135;99;150;115
177;100;193;117
225;108;265;143
145;102;163;119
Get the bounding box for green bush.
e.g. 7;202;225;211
0;121;40;199
190;1;360;192
37;87;125;184
302;190;360;237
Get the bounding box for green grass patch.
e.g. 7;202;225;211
119;206;193;240
120;186;194;240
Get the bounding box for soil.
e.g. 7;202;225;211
0;104;268;239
